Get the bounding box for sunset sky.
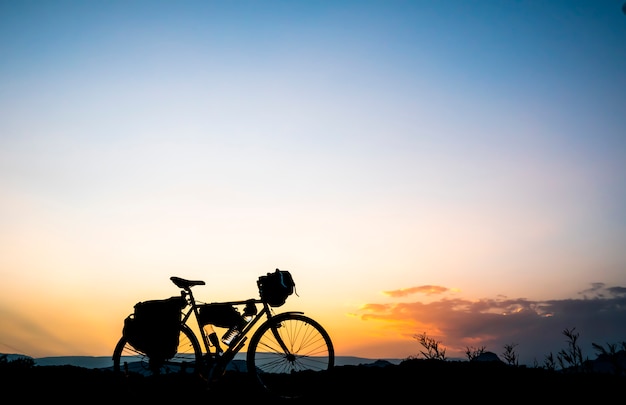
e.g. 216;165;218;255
1;1;625;366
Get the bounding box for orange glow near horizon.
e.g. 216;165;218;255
3;281;626;366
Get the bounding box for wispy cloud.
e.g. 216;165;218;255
359;283;626;364
383;285;450;297
579;283;626;299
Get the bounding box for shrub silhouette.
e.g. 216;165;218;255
410;332;447;360
556;327;586;372
592;340;626;376
502;343;519;366
543;352;557;370
0;354;35;370
465;345;486;361
413;326;625;374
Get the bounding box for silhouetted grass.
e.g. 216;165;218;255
1;356;624;403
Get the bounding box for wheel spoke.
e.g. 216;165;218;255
247;314;334;399
112;326;202;377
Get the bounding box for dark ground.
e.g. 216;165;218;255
2;359;624;403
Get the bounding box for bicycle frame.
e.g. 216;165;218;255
178;283;302;367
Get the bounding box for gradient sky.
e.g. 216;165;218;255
1;1;625;366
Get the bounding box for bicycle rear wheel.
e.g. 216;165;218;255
246;313;334;399
112;325;202;376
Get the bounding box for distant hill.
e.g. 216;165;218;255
5;351;624;375
2;353;403;369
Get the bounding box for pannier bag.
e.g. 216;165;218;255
198;303;245;328
122;296;185;359
257;269;296;307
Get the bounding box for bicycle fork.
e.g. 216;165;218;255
270;322;296;364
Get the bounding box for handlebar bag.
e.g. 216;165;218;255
257;269;296;307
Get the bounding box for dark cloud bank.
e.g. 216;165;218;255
360;283;626;365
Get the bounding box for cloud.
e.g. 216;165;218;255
579;283;626;299
358;283;626;364
383;285;449;297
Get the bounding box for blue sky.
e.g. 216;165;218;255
1;1;625;364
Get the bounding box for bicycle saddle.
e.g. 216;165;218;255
170;276;206;289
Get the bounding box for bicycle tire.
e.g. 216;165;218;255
112;324;202;377
246;312;334;399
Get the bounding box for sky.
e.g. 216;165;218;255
1;0;625;366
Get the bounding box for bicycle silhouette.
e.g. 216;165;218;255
112;269;335;399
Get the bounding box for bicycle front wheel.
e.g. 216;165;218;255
246;313;334;399
112;324;202;377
